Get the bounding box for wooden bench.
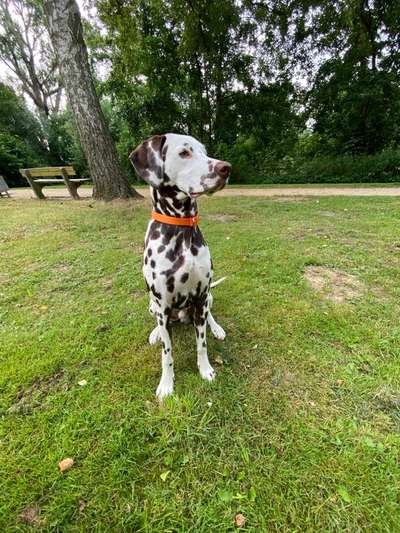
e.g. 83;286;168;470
19;166;90;200
0;175;10;197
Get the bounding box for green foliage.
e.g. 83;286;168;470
43;111;86;173
97;0;261;148
94;0;400;185
310;64;400;155
276;149;400;184
2;0;400;186
0;82;48;186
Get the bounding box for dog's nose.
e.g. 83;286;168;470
215;161;231;179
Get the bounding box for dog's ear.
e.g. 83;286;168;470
129;135;167;188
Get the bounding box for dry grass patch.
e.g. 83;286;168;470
304;266;365;303
270;196;308;202
373;386;400;428
6;371;66;415
19;505;44;527
319;210;337;217
206;213;239;222
52;262;71;274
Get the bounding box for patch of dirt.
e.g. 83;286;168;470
270;196;307;202
304;266;365;303
249;364;330;414
52;263;70;273
389;242;400;252
131;290;146;299
9;186;400;200
7;371;66;415
206;214;239;222
319;210;337;217
0;272;10;285
251;366;303;398
100;276;114;289
373;386;400;427
19;505;44;526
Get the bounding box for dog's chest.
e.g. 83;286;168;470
143;223;211;299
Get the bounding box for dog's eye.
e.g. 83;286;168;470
179;149;191;158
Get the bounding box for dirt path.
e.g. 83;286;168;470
7;186;400;200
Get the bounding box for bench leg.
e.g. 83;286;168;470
27;177;46;199
61;168;80;199
68;184;80;200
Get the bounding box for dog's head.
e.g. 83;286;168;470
129;133;231;198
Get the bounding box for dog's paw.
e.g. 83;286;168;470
149;326;160;345
199;362;216;382
210;322;226;341
156;378;174;400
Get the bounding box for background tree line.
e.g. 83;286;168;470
1;0;399;187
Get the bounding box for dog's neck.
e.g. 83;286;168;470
151;185;197;218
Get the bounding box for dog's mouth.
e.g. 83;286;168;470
189;181;228;199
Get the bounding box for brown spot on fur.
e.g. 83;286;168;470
151;134;166;153
129;141;150;179
130;135;166;186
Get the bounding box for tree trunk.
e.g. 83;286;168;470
43;0;141;200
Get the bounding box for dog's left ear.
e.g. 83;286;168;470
129;135;167;188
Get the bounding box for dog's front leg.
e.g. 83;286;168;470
194;300;216;382
155;311;174;400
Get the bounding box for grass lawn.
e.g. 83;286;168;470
1;195;400;532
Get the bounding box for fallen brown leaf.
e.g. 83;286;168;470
78;499;86;513
58;457;74;472
235;513;246;528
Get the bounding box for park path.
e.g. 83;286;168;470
7;186;400;200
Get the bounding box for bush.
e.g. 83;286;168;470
227;148;400;184
0;82;50;186
278;149;400;184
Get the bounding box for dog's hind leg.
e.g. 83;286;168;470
148;298;161;344
194;300;216;382
155;310;174;400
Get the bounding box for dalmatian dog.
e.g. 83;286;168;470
130;133;231;399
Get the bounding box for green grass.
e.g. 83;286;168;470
1;195;400;532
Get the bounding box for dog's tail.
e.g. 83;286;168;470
210;276;226;288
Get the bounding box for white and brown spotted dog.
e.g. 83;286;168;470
130;133;231;399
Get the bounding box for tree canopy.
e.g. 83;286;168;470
0;0;399;185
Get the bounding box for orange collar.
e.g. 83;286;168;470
151;211;200;227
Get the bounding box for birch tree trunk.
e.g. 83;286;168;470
43;0;140;200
